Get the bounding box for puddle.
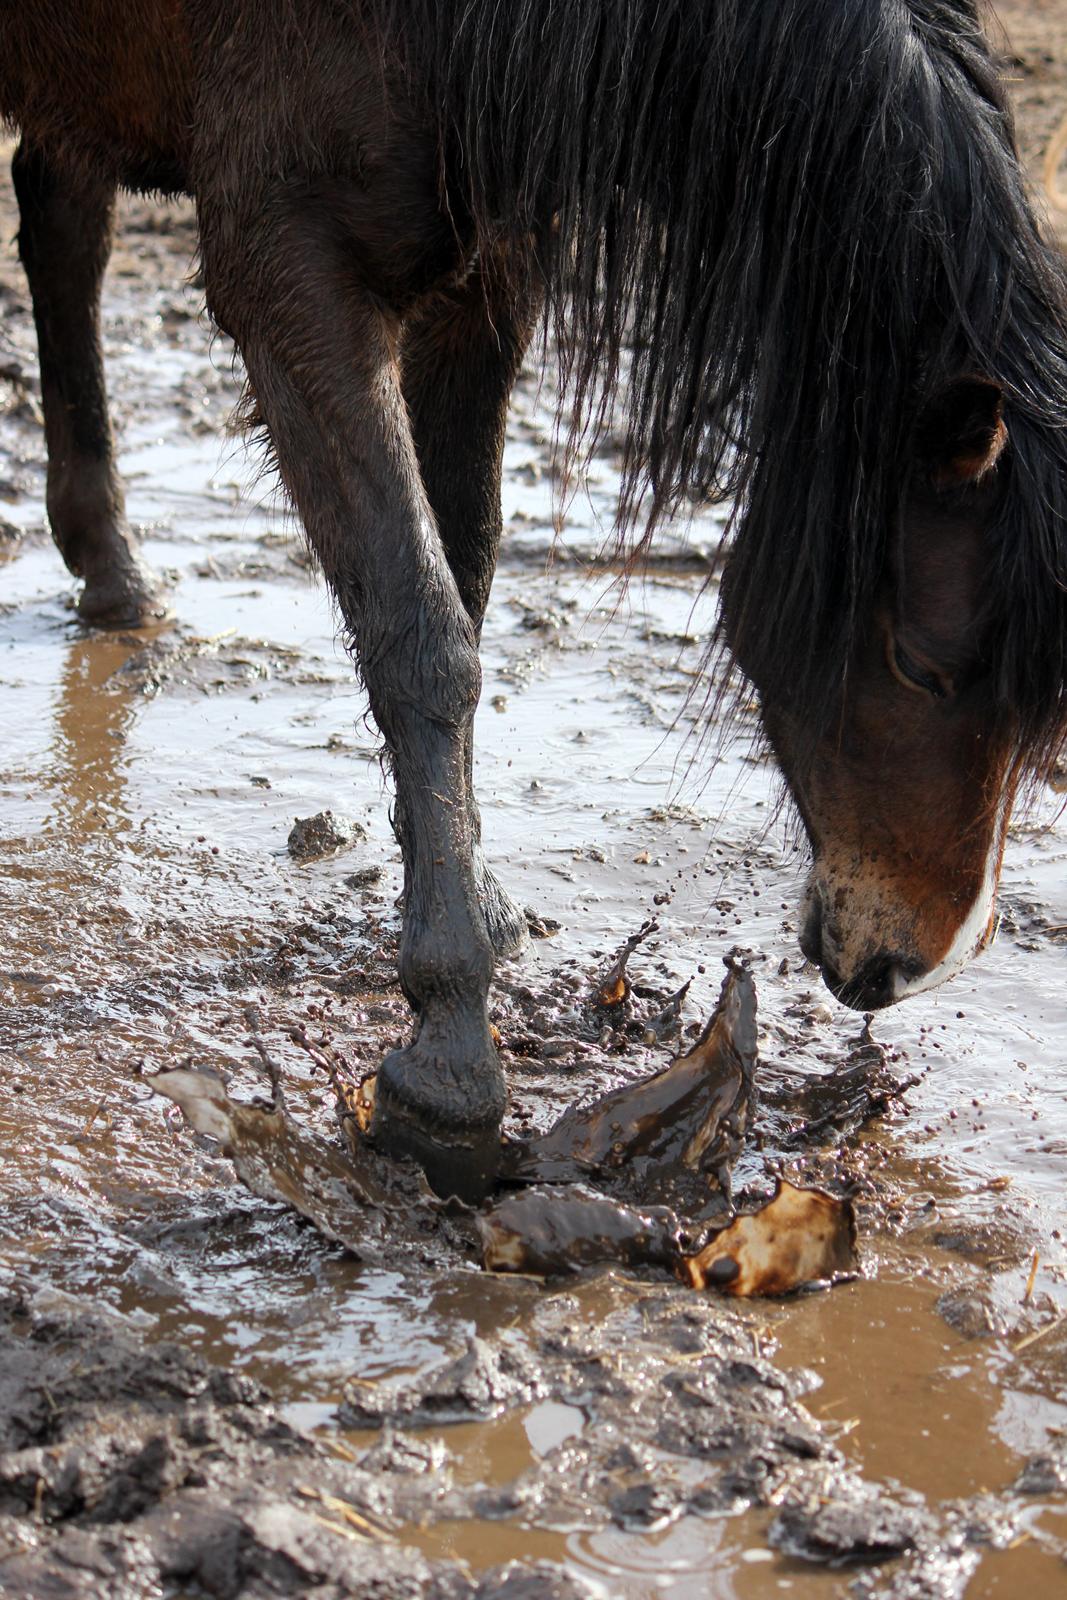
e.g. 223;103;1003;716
769;1246;1066;1501
1;130;1066;1597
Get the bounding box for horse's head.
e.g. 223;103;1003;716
746;378;1020;1009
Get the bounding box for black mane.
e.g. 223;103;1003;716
396;0;1067;771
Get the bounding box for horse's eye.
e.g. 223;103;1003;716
891;640;948;699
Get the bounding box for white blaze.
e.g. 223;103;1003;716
891;800;1008;1002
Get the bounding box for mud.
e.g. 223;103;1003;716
502;959;758;1212
0;1289;592;1598
0;1276;1047;1600
2;5;1067;1595
287;814;365;863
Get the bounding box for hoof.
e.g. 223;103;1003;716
77;557;168;630
372;1036;506;1203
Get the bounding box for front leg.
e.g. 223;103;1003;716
201;212;503;1199
400;253;543;959
12;143;162;626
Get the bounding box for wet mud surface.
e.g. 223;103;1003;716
2;9;1067;1593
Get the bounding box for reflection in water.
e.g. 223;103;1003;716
44;628;153;847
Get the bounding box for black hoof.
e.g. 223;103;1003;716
77;557;168;630
372;1036;505;1203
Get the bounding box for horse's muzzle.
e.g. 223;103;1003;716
799;890;923;1010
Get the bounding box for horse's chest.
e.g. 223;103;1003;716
2;1;193;191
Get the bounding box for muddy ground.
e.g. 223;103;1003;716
1;7;1067;1597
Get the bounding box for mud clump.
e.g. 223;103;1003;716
110;632;337;699
771;1495;931;1564
681;1179;856;1295
936;1286;1008;1341
340;1336;544;1428
480;1177;855;1291
344;865;384;889
0;1287;1026;1600
1014;1447;1067;1496
479;1185;683;1277
287;811;366;861
0;1292;598;1599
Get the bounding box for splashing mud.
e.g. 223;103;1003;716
2;13;1067;1587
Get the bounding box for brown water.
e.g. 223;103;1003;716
1;171;1066;1596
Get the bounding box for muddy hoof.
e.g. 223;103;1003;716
77;558;167;629
373;1038;505;1203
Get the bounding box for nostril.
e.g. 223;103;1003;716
840;958;897;1011
817;956;894;1010
829;953;923;1011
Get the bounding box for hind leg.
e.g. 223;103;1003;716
400;254;543;957
13;142;161;626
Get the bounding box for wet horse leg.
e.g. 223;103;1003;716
201;223;503;1199
12;142;160;626
399;257;543;959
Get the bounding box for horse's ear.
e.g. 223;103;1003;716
916;377;1008;489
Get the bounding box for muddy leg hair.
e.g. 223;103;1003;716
12;142;161;626
399;250;544;959
201;215;503;1199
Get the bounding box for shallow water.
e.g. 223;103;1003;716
1;179;1066;1596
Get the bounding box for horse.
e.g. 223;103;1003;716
3;0;1067;1198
